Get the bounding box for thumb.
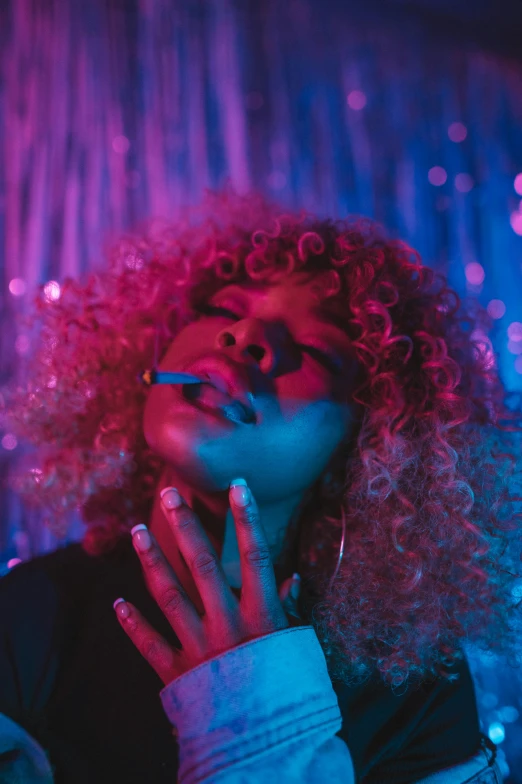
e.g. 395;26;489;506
278;573;302;623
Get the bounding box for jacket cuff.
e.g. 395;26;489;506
160;625;342;781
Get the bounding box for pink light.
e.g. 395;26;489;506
515;355;522;374
510;211;522;236
9;278;26;296
112;135;130;154
43;281;61;302
347;90;367;110
30;468;43;484
465;262;485;285
448;122;468;142
487;300;506;319
507;322;522;341
514;173;522;196
455;173;474;193
428;166;447;186
508;340;522;355
7;558;22;569
1;434;17;451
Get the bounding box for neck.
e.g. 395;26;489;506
148;466;305;608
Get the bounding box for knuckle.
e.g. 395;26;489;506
143;549;164;573
240;509;259;527
173;514;194;533
243;546;272;569
143;637;165;663
160;586;187;616
191;550;220;576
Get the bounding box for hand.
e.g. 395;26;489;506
114;480;302;687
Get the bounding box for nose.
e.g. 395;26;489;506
216;317;298;377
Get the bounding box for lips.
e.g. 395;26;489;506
180;356;257;424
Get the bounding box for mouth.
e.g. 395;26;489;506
181;380;257;425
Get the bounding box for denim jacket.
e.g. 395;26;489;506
0;625;503;783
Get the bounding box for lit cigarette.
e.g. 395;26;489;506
137;369;204;386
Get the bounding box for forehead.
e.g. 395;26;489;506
223;270;334;303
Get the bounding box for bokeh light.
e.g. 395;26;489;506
498;706;519;723
507;322;522;341
9;278;26;296
487;300;506;319
514;173;522;196
1;434;17;451
465;262;485;285
7;558;22;569
112;135;130;154
448;122;467;142
43;280;61;302
507;340;522;355
428;166;447;186
510;211;522;236
347;90;367;110
488;722;506;745
455;173;474;192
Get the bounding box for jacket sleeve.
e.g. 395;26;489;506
160;625;356;784
0;712;55;783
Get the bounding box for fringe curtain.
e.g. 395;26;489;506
1;1;522;777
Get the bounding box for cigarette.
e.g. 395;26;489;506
137;369;204;386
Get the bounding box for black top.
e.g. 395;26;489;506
0;537;483;784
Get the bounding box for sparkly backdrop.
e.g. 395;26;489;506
1;0;522;778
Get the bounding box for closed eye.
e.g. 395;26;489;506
196;304;343;375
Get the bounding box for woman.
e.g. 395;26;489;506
0;186;518;782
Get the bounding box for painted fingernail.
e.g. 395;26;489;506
160;487;183;510
230;478;250;506
113;597;130;619
131;523;152;552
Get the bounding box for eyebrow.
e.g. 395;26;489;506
311;306;351;338
218;284;351;339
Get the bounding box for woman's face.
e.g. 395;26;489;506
143;270;359;515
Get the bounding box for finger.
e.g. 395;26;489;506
159;488;237;620
113;598;181;686
229;479;285;625
130;524;204;652
278;574;303;626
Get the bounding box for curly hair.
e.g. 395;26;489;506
3;183;522;691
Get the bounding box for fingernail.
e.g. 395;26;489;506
290;573;301;600
160;487;183;510
230;478;250;506
113;597;130;619
131;523;152;552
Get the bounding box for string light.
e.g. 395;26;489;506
448;122;467;142
347;90;367;110
9;278;26;296
428;166;447;186
43;281;61;302
465;262;485;285
112;135;130;154
486;300;506;319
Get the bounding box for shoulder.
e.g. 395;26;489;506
0;542;111;722
0;543;92;628
340;656;481;782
